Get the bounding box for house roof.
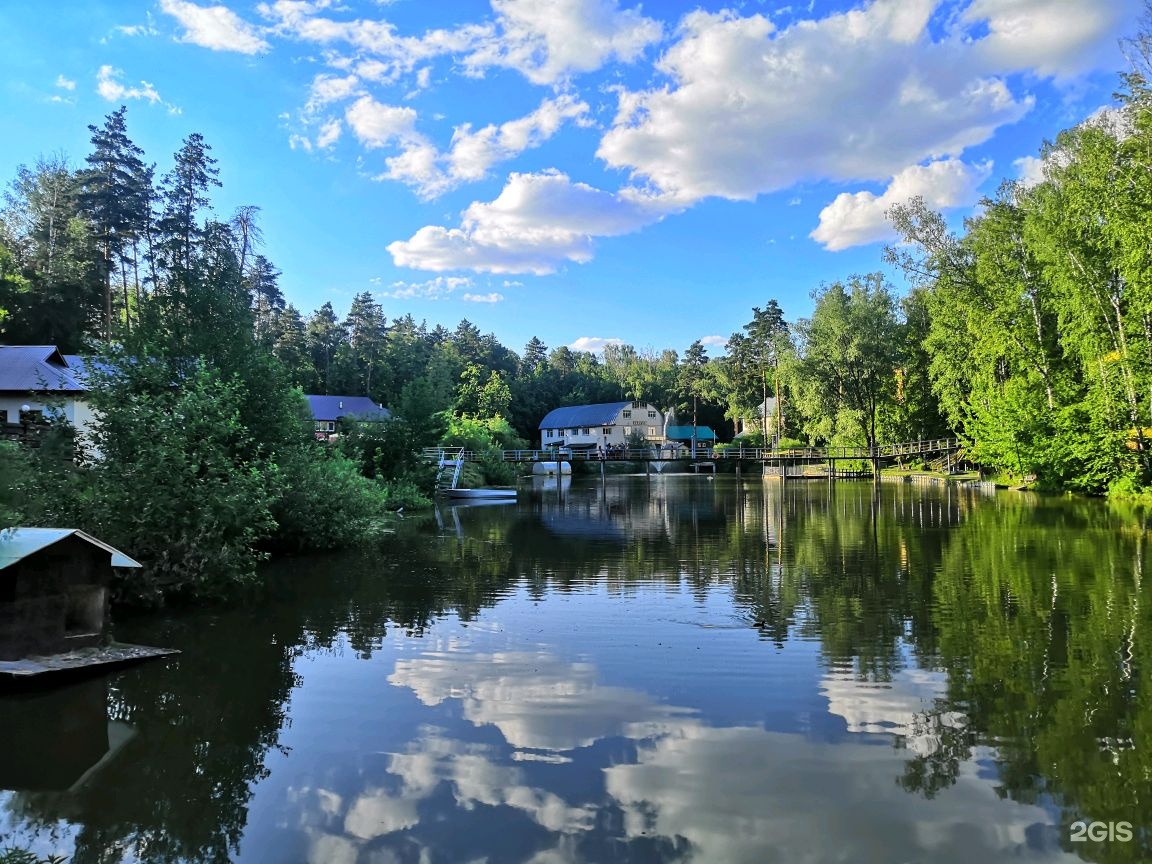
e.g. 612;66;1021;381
0;528;142;571
539;401;641;429
304;395;391;422
666;425;717;441
0;346;87;393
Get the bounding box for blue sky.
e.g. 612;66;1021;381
0;0;1142;356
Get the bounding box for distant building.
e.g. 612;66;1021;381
735;397;778;439
305;395;392;440
0;346;95;441
538;401;664;451
665;425;717;449
0;528;141;661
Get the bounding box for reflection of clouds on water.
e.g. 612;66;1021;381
822;666;967;757
389;651;689;751
288;728;595;862
282;649;1071;863
605;721;1073;864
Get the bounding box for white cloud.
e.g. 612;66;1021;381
380;275;473;300
963;0;1142;79
315;117;342;149
260;0;658;87
304;73;361;114
1013;154;1046;188
344;95;418;148
699;335;726;348
384;94;590;197
569;336;625;352
462;0;664;84
810;158;992;251
96;65;162;104
597;2;1034;203
387;170;680;274
389;651;683;750
160;0;270;54
55;75;76;91
462;292;505;303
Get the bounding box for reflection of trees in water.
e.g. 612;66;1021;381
906;495;1152;864
5;482;1150;864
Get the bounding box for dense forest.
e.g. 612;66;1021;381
4;61;1152;599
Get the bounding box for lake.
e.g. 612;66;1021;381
1;475;1149;864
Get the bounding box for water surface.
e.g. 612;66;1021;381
1;476;1149;863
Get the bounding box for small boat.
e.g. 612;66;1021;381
443;487;518;499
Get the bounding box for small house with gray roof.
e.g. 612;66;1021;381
305;395;392;440
0;345;95;441
538;401;664;451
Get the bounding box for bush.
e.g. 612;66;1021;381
84;358;276;603
269;445;395;553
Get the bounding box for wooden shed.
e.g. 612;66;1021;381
0;528;141;661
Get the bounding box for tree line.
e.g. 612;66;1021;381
4;64;1152;601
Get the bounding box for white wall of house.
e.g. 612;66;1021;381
541;402;664;448
0;395;99;448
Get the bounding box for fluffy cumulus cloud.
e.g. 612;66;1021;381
811;157;992;250
569;336;625;352
1013;154;1047;188
699;335;726;348
463;292;504;303
461;0;664;84
55;74;76;91
598;1;1034;203
387;170;680;274
159;0;270;54
344;95;418;148
963;0;1142;79
259;0;659;86
96;65;162;104
385;94;590;197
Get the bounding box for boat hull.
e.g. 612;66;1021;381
443;488;518;499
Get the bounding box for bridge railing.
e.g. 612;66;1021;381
421;439;961;464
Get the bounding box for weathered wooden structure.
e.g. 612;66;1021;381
0;528;140;661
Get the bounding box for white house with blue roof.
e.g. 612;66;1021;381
538;401;664;451
0;346;96;440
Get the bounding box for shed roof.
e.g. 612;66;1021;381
0;346;87;393
666;425;717;441
0;528;142;570
304;395;391;422
539;402;641;429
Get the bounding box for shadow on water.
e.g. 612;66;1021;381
0;478;1149;863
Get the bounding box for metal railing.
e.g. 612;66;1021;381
421;438;961;464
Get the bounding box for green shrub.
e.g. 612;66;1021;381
0;848;68;863
269;445;394;553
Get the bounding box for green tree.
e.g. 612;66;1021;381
794;274;901;451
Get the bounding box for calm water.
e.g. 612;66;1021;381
1;476;1150;864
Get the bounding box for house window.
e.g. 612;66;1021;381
632;401;643;408
648;411;656;418
622;410;631;419
602;427;612;435
648;427;657;437
582;427;590;435
546;429;553;438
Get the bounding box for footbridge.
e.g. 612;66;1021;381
422;437;962;470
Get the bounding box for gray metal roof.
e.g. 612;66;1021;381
538;402;638;429
305;395;391;422
0;346;88;393
0;528;142;570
